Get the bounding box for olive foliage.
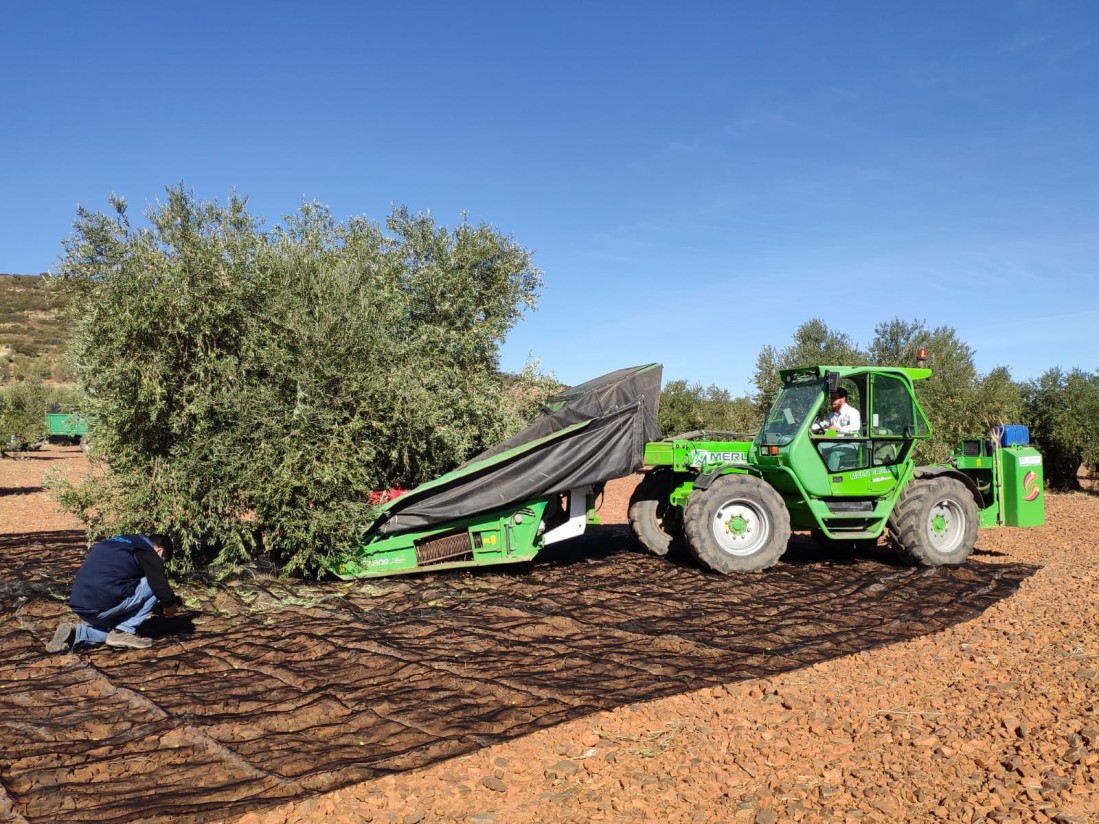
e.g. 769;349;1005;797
53;187;541;574
868;319;1022;463
1022;367;1099;490
0;380;52;450
0;380;82;452
658;380;759;437
752;319;868;414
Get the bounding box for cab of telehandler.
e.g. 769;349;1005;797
755;365;932;502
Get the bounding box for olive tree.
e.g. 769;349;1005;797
0;380;49;451
53;187;541;575
752;319;867;414
659;380;759;437
869;318;1021;463
1022;367;1099;490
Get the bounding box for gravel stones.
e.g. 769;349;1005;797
2;455;1098;822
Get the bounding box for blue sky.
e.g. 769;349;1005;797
2;2;1096;394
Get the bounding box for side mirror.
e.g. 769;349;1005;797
825;371;840;393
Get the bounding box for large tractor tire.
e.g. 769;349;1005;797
627;469;680;557
683;474;791;573
888;477;979;566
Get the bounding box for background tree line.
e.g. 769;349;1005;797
6;186;1094;576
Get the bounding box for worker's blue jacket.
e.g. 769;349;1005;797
69;534;177;616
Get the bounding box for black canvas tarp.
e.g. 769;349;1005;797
375;364;662;535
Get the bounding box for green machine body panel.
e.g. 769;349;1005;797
642;433;753;473
1000;447;1044;527
951;436;1045;528
45;412;89;439
951;438;1001;528
333;499;551;579
641;433;754;509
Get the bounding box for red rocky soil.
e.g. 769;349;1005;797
1;445;1097;824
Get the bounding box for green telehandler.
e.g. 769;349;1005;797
629;360;1044;573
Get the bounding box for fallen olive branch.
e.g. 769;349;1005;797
592;719;690;758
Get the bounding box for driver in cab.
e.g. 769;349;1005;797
811;388;861;435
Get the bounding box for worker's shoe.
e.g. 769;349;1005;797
45;621;77;653
105;629;153;650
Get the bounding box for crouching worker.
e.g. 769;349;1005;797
46;533;182;652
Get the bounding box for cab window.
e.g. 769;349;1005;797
813;374;869;471
869;374;915;467
870;374;916;437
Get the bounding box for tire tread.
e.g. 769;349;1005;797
683;474;791;573
890;478;977;565
627;470;678;557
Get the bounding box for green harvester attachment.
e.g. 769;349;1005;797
332;365;663;579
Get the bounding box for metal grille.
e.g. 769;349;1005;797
415;531;473;566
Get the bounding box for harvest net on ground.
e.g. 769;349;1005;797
1;526;1035;824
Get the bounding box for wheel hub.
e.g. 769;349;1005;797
713;499;769;557
927;499;963;552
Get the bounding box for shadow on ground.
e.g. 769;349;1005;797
0;487;44;497
0;526;1037;824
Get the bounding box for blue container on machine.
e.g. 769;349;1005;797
998;424;1029;447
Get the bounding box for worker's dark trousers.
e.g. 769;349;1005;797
72;578;157;646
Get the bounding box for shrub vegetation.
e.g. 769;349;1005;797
0;274;74;382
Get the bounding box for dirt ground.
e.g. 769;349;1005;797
1;446;1097;824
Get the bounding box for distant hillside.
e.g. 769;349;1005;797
0;274;75;383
